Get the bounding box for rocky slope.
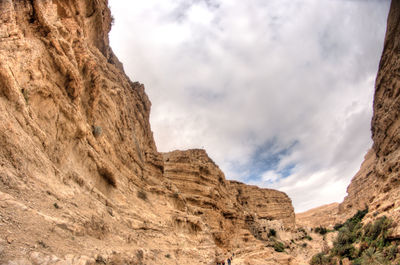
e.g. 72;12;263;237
0;1;300;264
296;203;340;229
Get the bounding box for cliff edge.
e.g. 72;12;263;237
0;1;296;264
339;1;400;238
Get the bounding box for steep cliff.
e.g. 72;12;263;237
0;0;220;263
162;150;295;249
229;181;295;230
162;150;327;264
339;149;378;215
0;1;297;264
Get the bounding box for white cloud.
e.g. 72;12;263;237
187;3;214;25
261;170;281;183
109;0;391;212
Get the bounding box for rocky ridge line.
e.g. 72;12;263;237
0;1;299;264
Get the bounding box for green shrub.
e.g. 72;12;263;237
332;242;355;259
347;208;368;227
310;252;332;265
330;209;368;259
314;209;399;264
315;226;328;235
363;216;391;243
273;241;285;252
360;247;385;264
336;226;352;245
334;223;344;231
351;257;363;265
383;244;398;261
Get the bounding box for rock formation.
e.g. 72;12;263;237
0;0;212;263
2;0;399;263
296;203;340;229
162;150;295;249
339;1;400;237
229;181;295;230
0;1;298;264
339;149;378;216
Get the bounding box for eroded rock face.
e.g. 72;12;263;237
230;181;295;230
0;1;298;264
162;150;313;264
339;149;378;216
163;149;244;250
0;1;215;263
162;149;296;251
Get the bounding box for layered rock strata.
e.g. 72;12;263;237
0;0;214;263
229;181;295;230
0;1;297;264
162;150;295;249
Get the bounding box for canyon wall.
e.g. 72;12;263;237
163;150;295;247
0;0;215;263
339;1;400;234
229;181;295;230
0;1;296;264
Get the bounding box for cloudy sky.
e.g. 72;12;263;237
109;0;391;212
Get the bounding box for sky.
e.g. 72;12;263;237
108;0;391;212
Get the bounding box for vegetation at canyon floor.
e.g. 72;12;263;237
311;209;400;264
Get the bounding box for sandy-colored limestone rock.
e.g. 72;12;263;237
2;0;399;263
162;149;246;250
161;150;325;264
162;150;295;249
296;203;340;229
230;181;295;230
337;1;400;238
339;149;378;218
0;0;213;264
0;1;300;264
